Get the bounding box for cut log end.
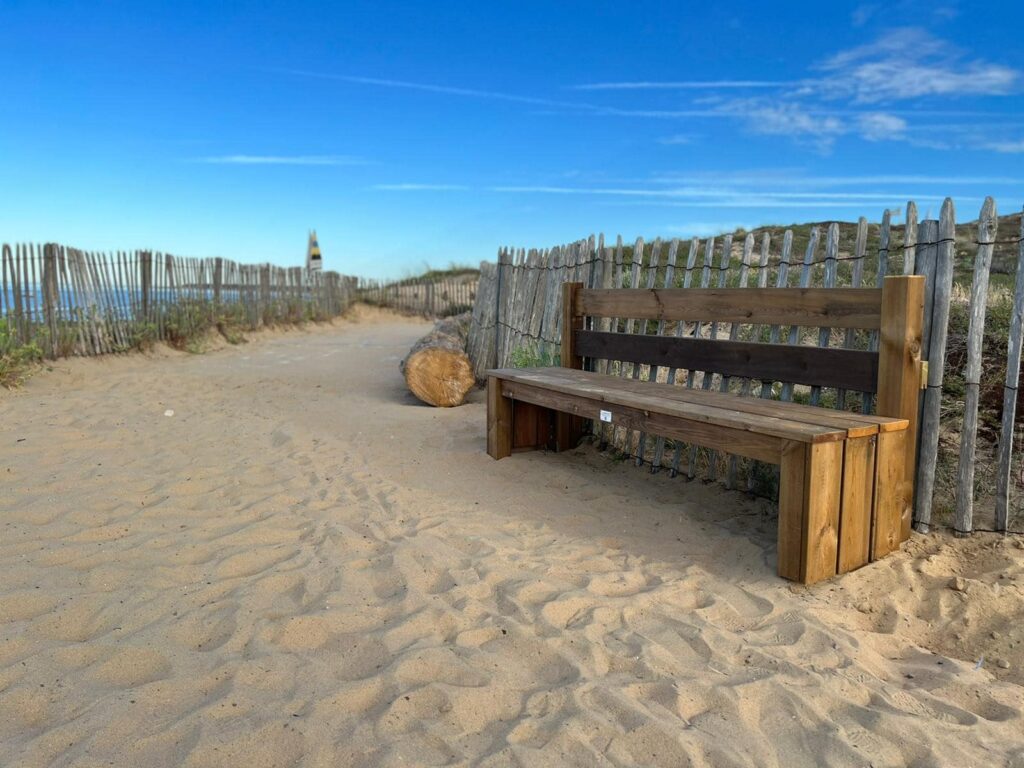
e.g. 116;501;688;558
401;312;476;407
404;347;475;407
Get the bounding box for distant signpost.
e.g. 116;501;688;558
307;230;322;272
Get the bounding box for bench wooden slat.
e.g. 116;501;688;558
500;379;786;464
576;287;884;329
575;331;880;393
521;367;907;437
493;368;846;444
838;435;876;573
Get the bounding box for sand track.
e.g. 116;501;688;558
1;312;1022;767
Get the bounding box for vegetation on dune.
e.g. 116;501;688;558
0;319;44;388
398;262;480;284
0;295;343;389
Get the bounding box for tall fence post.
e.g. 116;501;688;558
140;250;152;323
494;247;510;368
913;200;955;532
954;198;997;535
995;207;1024;531
41;243;59;358
213;257;223;306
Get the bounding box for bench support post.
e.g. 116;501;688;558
779;440;843;584
556;281;586;451
876;275;925;541
871;428;908;560
487;375;513;459
838;435;876;574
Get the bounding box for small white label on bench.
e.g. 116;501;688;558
599;410;612;423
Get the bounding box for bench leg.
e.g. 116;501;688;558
555;412;585;452
838;435;876;574
871;428;908;560
778;440;843;584
487;376;513;459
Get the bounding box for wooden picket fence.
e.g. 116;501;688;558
0;244;358;357
356;275;478;318
466;198;1024;535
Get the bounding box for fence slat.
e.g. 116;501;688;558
914;201;956;532
954;198;997;535
995;207;1024;531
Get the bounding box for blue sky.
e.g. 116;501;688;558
1;1;1022;278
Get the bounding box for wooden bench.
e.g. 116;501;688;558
486;276;925;584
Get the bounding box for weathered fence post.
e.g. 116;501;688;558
954;198;997;535
259;265;271;325
213;257;223;306
995;207;1024;531
140;250;152;322
495;247;511;368
41;243;59;358
913;200;955;532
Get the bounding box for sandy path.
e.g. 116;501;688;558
1;312;1022;767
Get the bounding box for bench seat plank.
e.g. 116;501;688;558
522;367;908;437
492;367;846;446
501;379;786;464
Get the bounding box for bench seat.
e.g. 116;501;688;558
487;366;911;584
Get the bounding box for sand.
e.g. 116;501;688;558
1;308;1022;767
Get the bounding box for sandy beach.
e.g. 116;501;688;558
1;308;1022;767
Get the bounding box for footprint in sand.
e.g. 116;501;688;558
89;646;172;687
586;571;660;597
214;546;300;580
0;590;60;623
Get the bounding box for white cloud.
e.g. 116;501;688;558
198;155;365;165
658;134;697;145
811;28;1019;103
983;139;1024;153
851;4;878;27
858;112;908;141
712;99;846;151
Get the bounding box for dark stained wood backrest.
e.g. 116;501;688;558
561;276;923;411
574;331;879;392
575;287;884;329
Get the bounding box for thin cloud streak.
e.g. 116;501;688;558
648;173;1024;186
196;155;366;166
573;80;790;90
271;68;598;112
489;185;950;201
374;183;470;191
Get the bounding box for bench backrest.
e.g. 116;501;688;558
561;276;925;482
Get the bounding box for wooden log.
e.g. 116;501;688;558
401;312;475;407
954;198;997;535
995;207;1024;531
